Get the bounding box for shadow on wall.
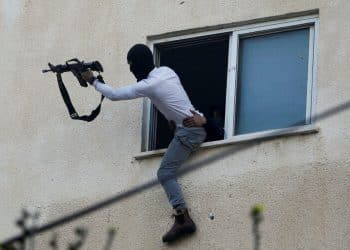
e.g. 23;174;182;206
2;204;265;250
1;100;350;249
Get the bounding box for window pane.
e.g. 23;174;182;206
235;28;310;135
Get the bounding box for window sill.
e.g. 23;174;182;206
134;124;319;160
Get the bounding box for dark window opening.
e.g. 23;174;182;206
149;34;230;150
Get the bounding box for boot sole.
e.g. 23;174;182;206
162;226;196;243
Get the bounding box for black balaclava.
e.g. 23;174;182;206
127;44;155;82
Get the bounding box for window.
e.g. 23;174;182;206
144;15;318;151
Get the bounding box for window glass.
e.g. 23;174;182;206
235;28;310;135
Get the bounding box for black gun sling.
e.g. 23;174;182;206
56;73;105;122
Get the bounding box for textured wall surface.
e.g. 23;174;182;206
0;0;349;249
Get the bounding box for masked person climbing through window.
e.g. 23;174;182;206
82;44;207;243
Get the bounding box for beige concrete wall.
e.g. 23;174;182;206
0;0;349;249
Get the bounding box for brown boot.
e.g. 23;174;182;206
162;208;196;243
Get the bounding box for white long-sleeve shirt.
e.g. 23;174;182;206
93;66;199;126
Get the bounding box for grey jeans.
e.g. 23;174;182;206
157;126;206;209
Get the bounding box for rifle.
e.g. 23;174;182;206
42;58;105;122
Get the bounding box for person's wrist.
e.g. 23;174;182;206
88;76;97;85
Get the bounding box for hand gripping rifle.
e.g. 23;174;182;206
42;58;105;122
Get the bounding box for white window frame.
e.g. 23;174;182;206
142;14;319;152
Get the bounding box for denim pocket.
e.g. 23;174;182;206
176;127;206;151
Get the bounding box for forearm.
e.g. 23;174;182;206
92;80;134;101
92;80;117;100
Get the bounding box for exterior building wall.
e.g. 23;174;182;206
0;0;349;249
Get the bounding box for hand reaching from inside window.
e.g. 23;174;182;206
183;110;207;127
